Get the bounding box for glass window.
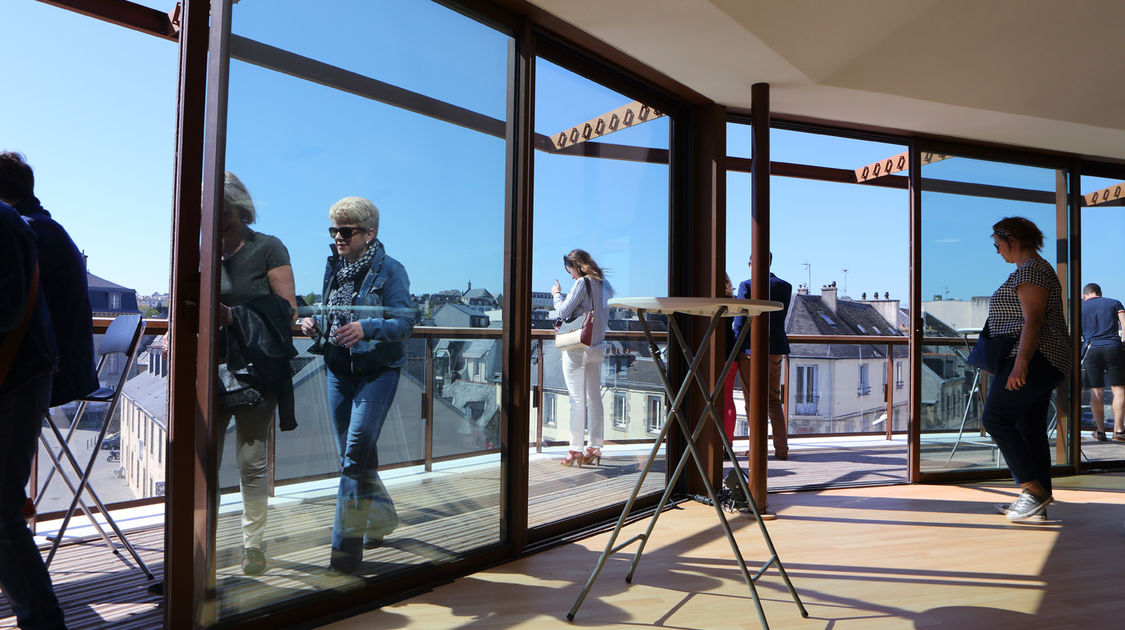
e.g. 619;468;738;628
1079;173;1125;463
919;153;1071;475
858;363;871;397
544;393;557;428
645;395;664;433
207;1;510;623
527;56;670;530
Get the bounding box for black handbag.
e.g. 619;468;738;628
966;319;1017;375
216;362;266;411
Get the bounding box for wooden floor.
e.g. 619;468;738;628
8;456;1125;628
319;473;1125;630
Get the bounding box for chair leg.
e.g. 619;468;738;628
42;405;154;579
37;432;116;552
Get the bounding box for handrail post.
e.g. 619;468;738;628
885;345;893;440
424;336;435;472
535;338;544;453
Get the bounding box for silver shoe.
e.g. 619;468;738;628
1004;490;1052;521
994;501;1046;520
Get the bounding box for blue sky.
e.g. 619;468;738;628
3;0;1122;309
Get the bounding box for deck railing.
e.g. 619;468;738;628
42;318;970;520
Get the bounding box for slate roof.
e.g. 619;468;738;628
786;295;906;360
121;371;168;428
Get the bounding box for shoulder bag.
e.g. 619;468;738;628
555;277;595;351
966;318;1017;375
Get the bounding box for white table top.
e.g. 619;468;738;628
609;297;782;317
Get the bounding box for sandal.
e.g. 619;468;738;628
1094;430;1108;441
1114;431;1125;442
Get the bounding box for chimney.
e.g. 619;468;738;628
797;283;809;295
821;282;837;312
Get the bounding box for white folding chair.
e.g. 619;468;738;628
36;313;154;579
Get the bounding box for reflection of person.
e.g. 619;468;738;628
0;152;97;408
983;217;1070;521
217;173;297;575
300;197;414;575
551;249;612;467
1080;283;1125;441
0;201;68;630
733;255;792;459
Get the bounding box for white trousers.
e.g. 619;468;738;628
561;344;606;450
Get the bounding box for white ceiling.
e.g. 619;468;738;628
530;0;1125;163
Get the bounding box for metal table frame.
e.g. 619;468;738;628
567;297;807;628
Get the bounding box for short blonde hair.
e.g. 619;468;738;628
329;196;379;236
224;172;255;224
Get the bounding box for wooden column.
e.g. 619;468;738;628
748;82;770;510
165;0;210;627
678;102;727;495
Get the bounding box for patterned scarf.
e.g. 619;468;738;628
326;239;380;339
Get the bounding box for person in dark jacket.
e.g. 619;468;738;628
300;196;414;575
0;152;97;408
215;173;297;575
733;254;793;460
0;201;68;630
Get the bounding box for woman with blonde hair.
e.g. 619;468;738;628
216;172;297;575
300;196;414;575
551;249;613;466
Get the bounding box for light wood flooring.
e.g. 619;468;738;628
319;473;1125;630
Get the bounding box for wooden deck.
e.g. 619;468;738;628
6;441;1121;629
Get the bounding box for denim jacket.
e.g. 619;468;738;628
318;241;414;374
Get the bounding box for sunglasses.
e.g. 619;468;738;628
329;226;366;239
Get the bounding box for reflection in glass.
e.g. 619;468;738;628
211;0;509;622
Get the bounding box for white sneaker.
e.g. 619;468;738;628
1004;490;1052;521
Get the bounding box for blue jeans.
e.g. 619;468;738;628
0;374;66;630
326;367;400;572
982;352;1062;494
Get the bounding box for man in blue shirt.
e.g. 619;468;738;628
733;255;793;459
1081;282;1125;441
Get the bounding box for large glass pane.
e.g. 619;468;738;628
726;127;909;491
919;155;1072;475
1078;174;1125;463
209;1;509;623
528;58;669;529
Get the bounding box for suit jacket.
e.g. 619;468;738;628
733;273;792;355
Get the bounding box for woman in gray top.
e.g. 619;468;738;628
217;172;297;575
982;216;1070;522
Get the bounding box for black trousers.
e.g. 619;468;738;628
982;351;1062;494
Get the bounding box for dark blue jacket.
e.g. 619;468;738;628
317;241;414;376
734;272;792;355
0;201;57;395
16;197;98;405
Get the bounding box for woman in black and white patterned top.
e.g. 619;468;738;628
983;217;1071;522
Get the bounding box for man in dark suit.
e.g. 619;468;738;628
733;254;793;459
0;152;97;408
0;200;68;629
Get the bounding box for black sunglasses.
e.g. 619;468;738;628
329;226;366;239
